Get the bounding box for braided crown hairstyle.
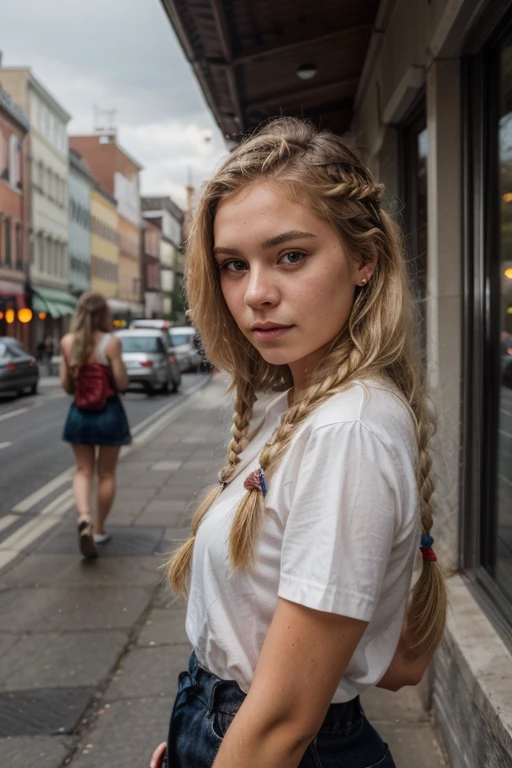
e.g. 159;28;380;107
70;291;111;374
168;117;446;659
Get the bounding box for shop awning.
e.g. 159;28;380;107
32;286;77;318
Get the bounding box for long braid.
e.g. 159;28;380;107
168;379;257;596
229;345;365;569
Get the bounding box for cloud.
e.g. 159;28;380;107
0;0;228;204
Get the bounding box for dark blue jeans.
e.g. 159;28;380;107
166;652;395;767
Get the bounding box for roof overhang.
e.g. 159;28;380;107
160;0;381;139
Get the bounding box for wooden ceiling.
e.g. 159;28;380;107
161;0;380;138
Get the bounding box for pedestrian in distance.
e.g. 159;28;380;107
60;292;131;560
150;117;447;768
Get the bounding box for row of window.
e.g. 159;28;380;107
70;255;90;277
70;199;90;230
91;255;118;282
91;215;118;244
0;132;23;191
119;232;139;260
32;158;67;208
32;232;68;279
30;94;68;155
0;216;24;271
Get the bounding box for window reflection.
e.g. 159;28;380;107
497;37;512;600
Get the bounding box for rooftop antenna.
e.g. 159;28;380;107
93;105;117;141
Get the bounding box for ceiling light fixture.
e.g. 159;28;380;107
297;63;317;81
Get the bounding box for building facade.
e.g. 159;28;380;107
163;1;512;765
141;196;184;322
142;218;162;318
90;186;118;301
69;134;143;322
0;68;74;347
0;82;30;347
68;149;95;297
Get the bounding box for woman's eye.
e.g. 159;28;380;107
220;259;247;272
280;251;305;265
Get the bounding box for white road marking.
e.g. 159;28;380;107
40;487;74;516
13;467;74;513
0;514;18;535
0;515;57;552
0;407;28;423
0;442;12;450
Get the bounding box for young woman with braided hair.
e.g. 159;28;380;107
150;117;446;768
60;292;130;559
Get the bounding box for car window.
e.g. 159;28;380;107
156;338;166;355
119;336;162;353
0;343;11;360
8;346;24;358
170;332;193;346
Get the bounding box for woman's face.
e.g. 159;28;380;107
213;182;372;389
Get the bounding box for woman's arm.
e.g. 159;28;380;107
212;598;368;768
59;335;73;394
376;619;436;692
106;336;129;392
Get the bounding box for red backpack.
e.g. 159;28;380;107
74;362;111;411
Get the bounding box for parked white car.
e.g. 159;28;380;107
169;326;202;373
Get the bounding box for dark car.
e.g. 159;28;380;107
0;338;40;396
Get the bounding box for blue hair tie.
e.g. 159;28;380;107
420;535;434;549
244;467;268;497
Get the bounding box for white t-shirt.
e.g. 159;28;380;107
186;378;420;703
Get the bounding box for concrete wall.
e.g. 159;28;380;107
353;1;512;765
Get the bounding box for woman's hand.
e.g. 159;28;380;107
149;742;166;768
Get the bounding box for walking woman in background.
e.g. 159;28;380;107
60;292;131;560
150;117;447;768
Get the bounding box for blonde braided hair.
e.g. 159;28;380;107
69;291;111;376
168;117;446;659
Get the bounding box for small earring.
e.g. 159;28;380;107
361;277;367;285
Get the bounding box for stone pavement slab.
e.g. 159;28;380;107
0;554;161;587
0;735;73;768
70;697;174;768
0;630;127;690
106;644;189;700
37;524;164;557
0;586;151;631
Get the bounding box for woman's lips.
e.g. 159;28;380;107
252;326;294;341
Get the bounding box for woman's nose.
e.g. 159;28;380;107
244;267;279;308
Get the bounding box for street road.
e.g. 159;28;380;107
0;374;206;515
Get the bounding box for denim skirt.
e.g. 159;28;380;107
165;652;395;768
62;396;131;447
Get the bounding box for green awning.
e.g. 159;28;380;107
32;287;77;319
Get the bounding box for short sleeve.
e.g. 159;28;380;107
278;420;403;623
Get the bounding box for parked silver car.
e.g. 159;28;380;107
0;338;39;396
116;329;181;395
169;326;202;373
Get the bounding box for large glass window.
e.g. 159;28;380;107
399;96;428;351
463;15;512;633
496;36;512;601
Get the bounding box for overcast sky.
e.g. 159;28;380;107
0;0;228;208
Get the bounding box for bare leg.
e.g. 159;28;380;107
96;446;121;535
71;444;96;523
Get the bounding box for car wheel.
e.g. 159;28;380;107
145;383;155;396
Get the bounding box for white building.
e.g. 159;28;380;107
69;149;95;297
141;196;184;321
0;68;74;342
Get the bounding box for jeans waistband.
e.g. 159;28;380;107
187;651;362;733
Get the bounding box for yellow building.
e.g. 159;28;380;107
90;186;118;299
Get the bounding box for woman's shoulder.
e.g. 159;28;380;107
60;333;74;351
300;377;417;451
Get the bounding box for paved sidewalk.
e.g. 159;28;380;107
0;375;448;768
